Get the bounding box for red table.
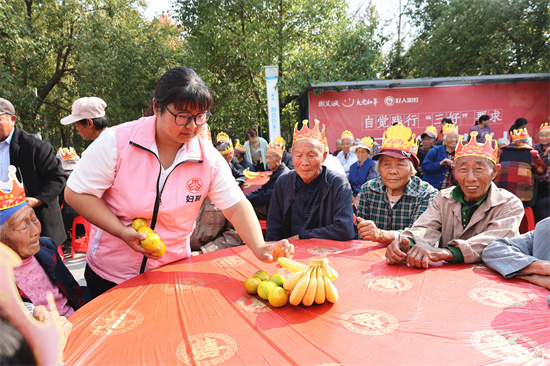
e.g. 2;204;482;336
65;239;550;365
241;172;270;195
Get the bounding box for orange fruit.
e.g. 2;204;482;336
150;240;166;257
244;277;262;295
270;273;286;287
132;218;148;231
268;286;288;307
253;270;270;282
261;174;265;177
257;280;277;300
138;226;153;235
141;232;161;251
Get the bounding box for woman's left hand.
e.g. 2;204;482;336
257;239;294;262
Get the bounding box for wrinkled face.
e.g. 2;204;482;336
421;135;436;150
355;147;370;162
444;132;459;150
539;131;550;146
378;155;411;192
266;151;282;171
454;156;499;202
222;149;234;163
292;139;326;184
335;141;342;151
1;205;41;260
341;138;353;154
0;114;16;141
155;102;205;146
75;121;95;141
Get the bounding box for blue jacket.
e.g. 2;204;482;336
349;158;377;196
266;167;355;241
421;145;449;189
282;151;294;170
246;162;289;209
239;158;256;172
18;238;91;310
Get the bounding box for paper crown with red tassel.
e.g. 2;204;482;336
267;142;284;156
510;128;530;142
373;123;419;167
293;119;326;145
455;131;498;164
0;166;28;225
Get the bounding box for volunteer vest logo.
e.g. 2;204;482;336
161;278;206;293
187;178;203;194
90;310;144;336
340;309;398;336
212;256;245;270
364;275;412;293
236;294;272;313
468;288;528;308
307;246;340;256
470;330;544;364
177;333;237;366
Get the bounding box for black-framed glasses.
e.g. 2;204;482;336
163;105;211;126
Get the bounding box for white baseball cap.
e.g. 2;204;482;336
61;97;107;125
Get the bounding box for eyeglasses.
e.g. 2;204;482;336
163;105;211;126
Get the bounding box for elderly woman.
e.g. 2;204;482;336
65;67;292;298
0;168;90;317
421;124;460;189
349;137;378;208
534;123;550;222
356;124;438;244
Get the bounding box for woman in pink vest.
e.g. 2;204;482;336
65;67;293;298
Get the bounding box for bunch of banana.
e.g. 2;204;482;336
278;257;339;306
243;168;260;179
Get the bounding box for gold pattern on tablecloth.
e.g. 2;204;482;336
177;333;237;366
307;246;340;255
161;278;206;293
340;309;398;335
365;275;412;293
469;288;528;308
470;330;544;364
212;256;246;270
236;294;272;313
90;310;144;335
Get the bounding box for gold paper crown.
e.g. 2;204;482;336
216;132;233;155
234;141;245;152
510;128;530;142
423;126;438;139
0;166;26;211
540;122;550;133
267;142;283;156
216;132;230;143
455;132;498;164
293;119;326;144
358;137;374;149
274;136;286;149
442;123;459;136
341;130;354;140
381;124;418;155
56;147;78;160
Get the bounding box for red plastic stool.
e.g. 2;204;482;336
259;220;267;238
71;216;91;258
519;206;536;234
57;245;66;262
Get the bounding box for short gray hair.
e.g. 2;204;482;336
374;155;417;177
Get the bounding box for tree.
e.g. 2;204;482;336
173;0;384;141
400;0;550;77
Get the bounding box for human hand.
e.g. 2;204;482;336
356;217;380;241
33;305;50;322
544;146;550;156
256;239;294;262
385;236;409;264
404;243;453;268
440;158;452;166
242;183;251;189
26;197;43;208
352;196;360;209
118;225;160;259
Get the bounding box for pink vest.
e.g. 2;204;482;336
86;116;223;284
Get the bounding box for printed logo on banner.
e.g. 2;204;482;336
161;278;206;293
177;333;237;366
384;96;395;107
468;288;528;308
307;246;340;255
470;330;544;364
187;178;203;194
364;275;413;293
340;309;398;336
236;294;272;313
90;310;144;335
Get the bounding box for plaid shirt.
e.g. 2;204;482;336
355;175;438;234
439;150;456;189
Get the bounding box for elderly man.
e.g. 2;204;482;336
356;124;437;243
246;143;289;219
336;130;358;178
421;123;460;189
233;141;255;173
274;136;294;170
482;217;550;290
386;132;524;268
417;126;438;178
61;97;108;141
0;98;67;247
0;166;90;316
332;139;342;156
216;132;246;185
267;120;354;241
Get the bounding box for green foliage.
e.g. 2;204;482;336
173;0;384;141
399;0;550;77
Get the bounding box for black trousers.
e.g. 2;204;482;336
85;264;117;299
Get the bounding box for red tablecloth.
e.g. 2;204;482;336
65;240;550;365
241;172;270;195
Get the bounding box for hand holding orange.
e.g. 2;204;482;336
132;218;166;257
